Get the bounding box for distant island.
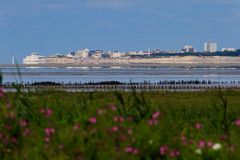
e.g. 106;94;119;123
20;42;240;66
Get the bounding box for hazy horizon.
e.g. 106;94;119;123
0;0;240;64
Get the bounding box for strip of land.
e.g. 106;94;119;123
2;56;240;68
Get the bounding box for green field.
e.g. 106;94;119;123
1;88;240;159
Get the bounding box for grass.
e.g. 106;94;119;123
0;88;240;159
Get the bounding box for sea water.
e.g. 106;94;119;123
1;66;240;84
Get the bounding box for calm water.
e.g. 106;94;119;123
1;66;240;83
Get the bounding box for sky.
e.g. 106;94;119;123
0;0;240;64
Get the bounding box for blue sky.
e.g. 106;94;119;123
0;0;240;64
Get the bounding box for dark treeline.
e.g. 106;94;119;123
131;49;240;58
3;80;240;87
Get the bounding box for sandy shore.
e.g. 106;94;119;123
1;56;240;68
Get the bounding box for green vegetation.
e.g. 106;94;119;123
1;87;240;159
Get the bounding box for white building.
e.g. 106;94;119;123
23;52;45;64
204;42;217;53
76;49;89;58
222;48;236;52
108;51;124;58
91;50;102;59
181;45;196;53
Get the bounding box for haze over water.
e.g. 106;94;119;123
1;66;240;84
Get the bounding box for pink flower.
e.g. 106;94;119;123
22;128;31;137
44;128;55;136
40;108;45;114
235;118;240;127
124;146;138;154
0;86;4;98
39;108;53;117
73;123;80;131
170;149;180;157
119;117;124;122
181;135;187;145
148;119;154;126
111;126;119;132
148;119;158;126
45;108;53;117
207;141;213;148
108;104;117;111
152;112;160;119
127;129;132;135
97;109;106;115
133;148;139;154
88;117;97;124
19;119;28;127
11;137;17;143
125;147;133;153
113;116;118;122
44;136;50;143
160;145;168;156
198;140;206;148
113;116;125;123
195;123;202;129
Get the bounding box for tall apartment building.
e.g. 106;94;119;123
204;42;217;53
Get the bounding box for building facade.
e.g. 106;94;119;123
204;42;217;53
222;48;236;52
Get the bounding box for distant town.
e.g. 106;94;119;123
23;42;240;65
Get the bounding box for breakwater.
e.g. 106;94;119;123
3;81;240;92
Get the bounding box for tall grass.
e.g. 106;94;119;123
1;69;240;159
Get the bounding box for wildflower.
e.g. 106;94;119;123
113;116;124;123
39;108;53;117
108;104;117;111
19;119;28;127
88;117;97;124
125;147;133;153
133;148;139;154
111;126;119;132
195;123;202;129
45;108;53;117
181;135;187;145
0;86;4;98
127;128;132;135
40;108;45;114
11;137;17;143
235;118;240;127
44;136;50;143
170;149;180;157
198;140;206;148
195;149;202;155
73;123;80;131
119;116;124;122
152;111;160;119
97;109;106;115
44;128;55;136
113;116;118;122
160;145;168;156
212;143;221;150
148;119;158;126
207;141;213;148
22;128;31;137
